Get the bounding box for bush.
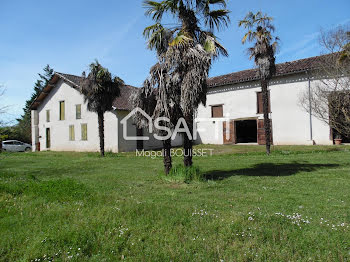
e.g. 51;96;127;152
167;165;204;183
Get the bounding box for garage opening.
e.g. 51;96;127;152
235;120;257;143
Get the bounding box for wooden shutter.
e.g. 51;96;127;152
76;104;81;119
257;92;263;114
81;124;87;141
46;110;50;122
69;125;75;141
59;101;65;120
211;105;223;118
257;92;271;114
257;119;273;145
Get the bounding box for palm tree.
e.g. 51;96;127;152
133;62;179;174
239;11;279;155
80;60;124;157
141;0;230;168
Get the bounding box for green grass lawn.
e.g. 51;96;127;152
0;145;350;261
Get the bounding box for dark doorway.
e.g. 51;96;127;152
46;128;51;149
332;128;350;143
235;120;257;143
136;128;144;150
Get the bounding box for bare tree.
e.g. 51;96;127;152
299;25;350;140
0;85;10;127
0;85;10;152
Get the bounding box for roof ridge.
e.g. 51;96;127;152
207;53;335;87
55;72;82;88
55;72;139;89
208;53;332;81
55;72;84;78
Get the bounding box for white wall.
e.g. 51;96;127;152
35;79;184;153
196;81;262;144
31;110;39;151
196;73;333;145
270;75;332;145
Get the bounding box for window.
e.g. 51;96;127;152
257;91;271;114
81;124;88;141
76;104;81;119
46;110;50;122
59;101;65;120
211;105;223;118
69;125;75;141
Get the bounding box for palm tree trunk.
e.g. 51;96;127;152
261;79;271;155
183;117;193;167
98;111;105;157
163;138;172;175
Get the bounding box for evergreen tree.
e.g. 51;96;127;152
16;65;54;142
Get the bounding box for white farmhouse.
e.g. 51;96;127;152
31;54;339;152
30;73;169;153
196;54;337;146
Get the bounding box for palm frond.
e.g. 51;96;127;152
80;62;123;113
195;0;226;13
204;9;230;31
144;23;175;54
169;32;193;47
143;0;167;22
200;31;227;57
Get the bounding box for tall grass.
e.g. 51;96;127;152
167;165;203;183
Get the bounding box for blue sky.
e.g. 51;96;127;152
0;0;349;123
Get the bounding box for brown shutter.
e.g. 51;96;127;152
257;92;263;114
257;91;271;114
257;119;273;145
212;105;223;118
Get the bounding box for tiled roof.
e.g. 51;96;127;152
31;72;137;111
208;53;333;88
113;84;137;111
56;72;84;88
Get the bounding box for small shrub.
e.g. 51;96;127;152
167;165;204;183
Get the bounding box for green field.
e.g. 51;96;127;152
0;145;350;261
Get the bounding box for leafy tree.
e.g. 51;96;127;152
80;60;124;157
299;25;350;140
239;11;279;155
134;0;230;172
16;65;54;143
